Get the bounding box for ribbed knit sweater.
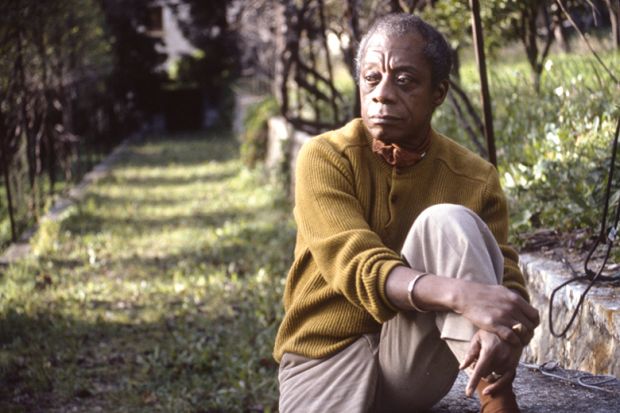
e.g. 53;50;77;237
273;118;528;363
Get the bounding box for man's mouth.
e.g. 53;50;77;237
370;115;402;124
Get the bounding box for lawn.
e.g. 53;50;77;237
0;131;295;412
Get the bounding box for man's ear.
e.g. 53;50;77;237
432;79;450;107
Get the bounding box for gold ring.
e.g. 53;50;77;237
512;322;534;345
488;372;502;382
512;322;527;334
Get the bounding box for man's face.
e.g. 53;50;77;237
359;33;448;146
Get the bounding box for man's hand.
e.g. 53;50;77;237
454;281;539;346
385;270;540;346
459;329;523;397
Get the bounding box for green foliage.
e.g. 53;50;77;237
240;96;279;168
0;132;295;412
30;218;61;257
434;50;620;243
0;0;118;249
419;0;524;55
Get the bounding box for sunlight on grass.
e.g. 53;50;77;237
0;131;295;412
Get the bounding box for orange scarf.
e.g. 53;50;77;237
371;132;431;168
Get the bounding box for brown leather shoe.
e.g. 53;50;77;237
476;379;521;413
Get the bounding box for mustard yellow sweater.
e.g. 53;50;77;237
273;119;528;363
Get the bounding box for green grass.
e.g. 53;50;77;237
0;140;112;251
0;131;295;412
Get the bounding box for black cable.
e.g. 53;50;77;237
549;115;620;338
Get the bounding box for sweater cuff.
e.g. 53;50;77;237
378;259;406;315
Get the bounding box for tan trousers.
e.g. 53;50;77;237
278;204;504;413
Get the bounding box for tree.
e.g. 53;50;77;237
0;0;120;244
100;0;167;117
604;0;620;48
171;0;240;126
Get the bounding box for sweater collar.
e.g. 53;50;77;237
360;120;435;169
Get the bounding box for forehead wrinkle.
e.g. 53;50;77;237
362;48;386;71
363;49;423;75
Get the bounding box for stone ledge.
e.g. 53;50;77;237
520;252;620;378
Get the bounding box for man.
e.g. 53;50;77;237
274;13;539;413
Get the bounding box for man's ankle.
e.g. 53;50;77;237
476;379;520;413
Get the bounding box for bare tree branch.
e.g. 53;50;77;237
447;91;488;157
556;0;619;84
449;79;485;139
317;0;339;123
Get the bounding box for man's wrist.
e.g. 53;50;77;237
445;278;463;314
385;266;462;313
407;272;431;312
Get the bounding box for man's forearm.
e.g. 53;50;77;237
385;265;539;347
385;265;461;312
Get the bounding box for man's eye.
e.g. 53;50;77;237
364;73;380;84
396;75;413;85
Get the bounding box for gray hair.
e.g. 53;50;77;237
355;13;453;86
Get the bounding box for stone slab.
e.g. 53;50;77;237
520;253;620;378
266;116;292;170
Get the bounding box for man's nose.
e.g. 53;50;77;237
373;77;396;103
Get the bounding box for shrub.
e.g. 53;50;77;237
240;96;279;168
434;51;620;245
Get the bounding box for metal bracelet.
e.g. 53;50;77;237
407;272;430;313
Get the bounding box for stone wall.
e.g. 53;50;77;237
265;116;311;193
520;253;620;377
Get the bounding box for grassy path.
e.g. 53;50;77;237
0;132;295;412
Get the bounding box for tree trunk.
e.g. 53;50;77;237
0;122;17;242
520;3;540;90
606;0;620;49
470;0;496;166
317;0;340;124
553;6;570;52
450;46;461;82
520;2;554;93
345;0;361;117
16;27;41;218
389;0;403;13
273;2;286;105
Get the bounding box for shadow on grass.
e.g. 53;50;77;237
0;303;279;412
73;192;205;208
102;221;296;278
59;207;250;236
0;130;291;412
104;169;239;188
116;133;240;168
0;311;276;412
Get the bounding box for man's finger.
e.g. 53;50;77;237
520;301;540;326
459;339;481;370
481;370;515;396
512;322;535;346
465;350;492;397
495;326;521;346
515;316;537;333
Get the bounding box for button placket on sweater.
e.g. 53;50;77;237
385;167;412;228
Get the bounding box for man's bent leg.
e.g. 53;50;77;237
279;334;379;413
375;204;504;412
375;311;460;412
